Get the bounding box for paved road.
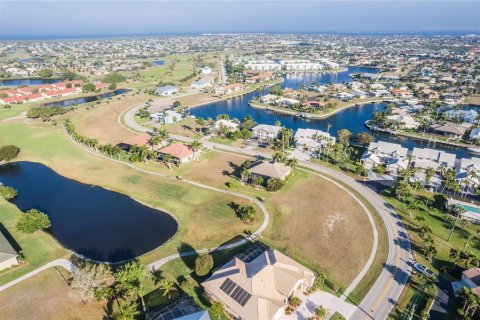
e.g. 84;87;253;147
0;259;75;293
122;105;413;320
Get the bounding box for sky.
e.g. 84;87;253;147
1;1;480;39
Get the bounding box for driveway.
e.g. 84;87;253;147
429;276;454;320
280;291;357;320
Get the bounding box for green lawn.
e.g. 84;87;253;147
0;200;68;286
0;121;262;282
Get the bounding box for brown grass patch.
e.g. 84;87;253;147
264;172;373;288
0;269;106;320
72;94;150;144
176;93;218;107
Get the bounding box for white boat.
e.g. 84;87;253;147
467;147;480;154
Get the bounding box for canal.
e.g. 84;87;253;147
189;67;472;158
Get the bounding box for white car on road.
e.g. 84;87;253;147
413;262;435;277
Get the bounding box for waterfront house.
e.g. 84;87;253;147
443;109;478;124
411;147;457;171
304;100;326;109
361;141;408;173
202;246;314;320
429;121;471;140
294;128;335;153
455;157;480;192
259;94;278;104
214;83;245;96
350;89;368;99
251;124;282;141
155;85;178;96
158;142;197;164
469;128;480;141
0;230;19;271
215;119;239;132
333;92;355;101
391;89;413;99
273;97;300;108
386;115;420;129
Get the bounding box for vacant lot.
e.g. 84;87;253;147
264;170;373;288
0;268;106;320
72;93;150;144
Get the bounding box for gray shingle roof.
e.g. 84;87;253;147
0;230;18;263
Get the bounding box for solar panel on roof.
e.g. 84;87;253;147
220;278;252;306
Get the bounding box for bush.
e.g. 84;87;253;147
0;186;18;200
27;106;71;120
239;205;256;222
194;253;214;276
16;209;51;233
82;83;96;92
0;145;20;161
266;177;285;192
103;72;126;84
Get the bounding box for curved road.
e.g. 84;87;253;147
122;104;412;320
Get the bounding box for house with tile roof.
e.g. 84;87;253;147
158;142;197;164
202;248;315;320
248;161;292;181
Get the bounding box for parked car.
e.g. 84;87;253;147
413;262;435;277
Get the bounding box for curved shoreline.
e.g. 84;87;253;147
249;98;387;119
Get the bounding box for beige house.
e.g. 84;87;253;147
202;248;315;320
248;161;292;181
0;231;19;271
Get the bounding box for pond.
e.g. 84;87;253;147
0;78;63;87
151;60;165;66
0;162;178;263
189;66;472;158
43;88;131;107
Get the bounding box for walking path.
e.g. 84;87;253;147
0;259;75;293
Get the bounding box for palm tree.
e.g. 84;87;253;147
114;300;140;320
163;154;173;170
287;157;298;170
414;215;426;226
190;140;202;157
449;248;462;271
314;306;327;319
159;279;177;300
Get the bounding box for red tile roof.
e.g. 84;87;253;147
158;142;194;159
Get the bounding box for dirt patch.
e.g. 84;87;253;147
180;151;249;188
0;269;106;320
265;173;373;288
72;94;150;144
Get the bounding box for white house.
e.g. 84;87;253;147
151;110;183;124
259;94;278;104
190;78;213;89
215;119;239;131
361;141;409;172
251;124;282;141
444;109;478;124
201;66;213;75
273;97;300;108
155;85;178;96
411;147;457;171
469;128;480;141
294;128;335;153
387;115;420;129
0;231;19;271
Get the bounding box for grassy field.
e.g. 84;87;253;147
0;268;107;320
0;121;261;276
0;200;68;286
262;169;374;290
71;93;151;144
127;54;199;90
